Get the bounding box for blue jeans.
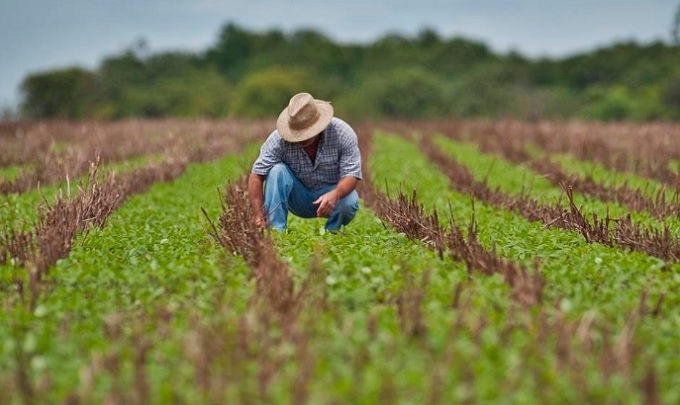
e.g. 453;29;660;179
264;163;359;231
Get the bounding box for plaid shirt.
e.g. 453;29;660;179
252;117;362;190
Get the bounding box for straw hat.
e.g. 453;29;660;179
277;92;334;143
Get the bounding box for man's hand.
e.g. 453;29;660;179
313;190;340;217
248;173;267;227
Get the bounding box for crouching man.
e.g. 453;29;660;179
248;92;362;231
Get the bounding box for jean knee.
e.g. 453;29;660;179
266;164;295;188
337;192;359;218
267;163;290;180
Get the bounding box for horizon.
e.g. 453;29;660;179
1;0;677;110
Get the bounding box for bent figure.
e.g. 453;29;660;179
248;92;363;231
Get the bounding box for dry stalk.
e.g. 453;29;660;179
362;129;543;309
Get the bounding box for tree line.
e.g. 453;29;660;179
19;22;680;121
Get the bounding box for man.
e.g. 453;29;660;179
248;92;362;231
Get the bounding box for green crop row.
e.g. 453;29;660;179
551;153;670;196
522;138;677;202
0;150;256;402
670;160;680;173
2;143;518;403
370;132;680;401
1;131;679;403
256;201;638;403
0;165;25;182
432;134;680;232
0;153;166;229
374;133;678;310
268;213;488;403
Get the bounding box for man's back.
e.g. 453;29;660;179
248;92;362;231
252;117;362;190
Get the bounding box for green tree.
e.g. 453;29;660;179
99;50;147;96
365;68;447;118
205;23;288;79
663;75;680;118
447;62;526;118
116;68;231;118
16;22;680;121
428;37;494;76
285;29;347;76
145;52;198;79
416;28;442;48
229;67;317;118
580;86;635;121
20;67;96;118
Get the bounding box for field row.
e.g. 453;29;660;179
0;123;679;403
2;120;679;202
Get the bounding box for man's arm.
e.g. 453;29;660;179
248;173;266;226
312;120;362;218
313;176;358;218
249;131;283;226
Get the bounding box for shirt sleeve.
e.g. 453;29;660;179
251;131;283;176
337;121;363;180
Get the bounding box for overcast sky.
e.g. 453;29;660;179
1;0;677;109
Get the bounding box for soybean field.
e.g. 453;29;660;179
1;119;680;404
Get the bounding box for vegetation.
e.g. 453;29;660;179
17;23;680;121
1;119;680;402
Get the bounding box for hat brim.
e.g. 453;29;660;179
277;100;334;143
